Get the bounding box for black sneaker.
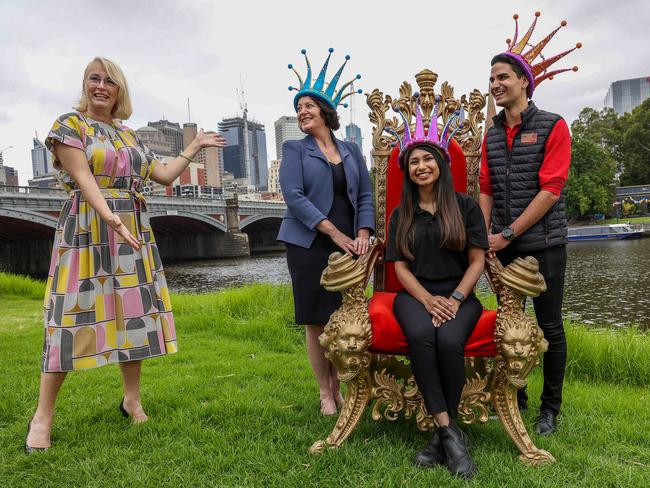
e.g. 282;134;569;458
535;409;557;436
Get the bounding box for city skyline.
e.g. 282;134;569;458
1;0;648;185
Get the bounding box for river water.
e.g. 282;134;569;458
164;238;650;329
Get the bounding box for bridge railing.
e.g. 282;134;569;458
0;185;287;210
0;185;66;196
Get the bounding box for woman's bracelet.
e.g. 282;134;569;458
179;153;193;163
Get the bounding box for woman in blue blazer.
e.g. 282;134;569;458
278;90;375;415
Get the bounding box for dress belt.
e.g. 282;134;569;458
70;187;147;210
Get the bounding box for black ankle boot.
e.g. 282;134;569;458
412;429;444;467
438;421;477;479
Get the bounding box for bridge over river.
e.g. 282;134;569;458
0;185;286;275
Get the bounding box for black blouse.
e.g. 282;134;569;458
385;192;488;282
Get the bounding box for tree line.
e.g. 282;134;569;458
565;98;650;220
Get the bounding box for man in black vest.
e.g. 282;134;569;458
478;48;573;435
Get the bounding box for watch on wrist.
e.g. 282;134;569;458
501;226;516;241
450;290;465;303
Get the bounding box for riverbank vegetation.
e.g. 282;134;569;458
566;99;650;220
1;273;648;486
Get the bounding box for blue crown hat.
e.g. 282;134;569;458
288;48;362;111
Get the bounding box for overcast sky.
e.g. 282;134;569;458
1;0;648;184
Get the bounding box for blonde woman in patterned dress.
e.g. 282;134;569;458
25;57;226;453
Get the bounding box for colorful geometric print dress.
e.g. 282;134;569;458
42;112;177;372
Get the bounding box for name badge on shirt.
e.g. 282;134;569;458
520;132;538;144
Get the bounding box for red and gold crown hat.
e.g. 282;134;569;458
499;11;582;98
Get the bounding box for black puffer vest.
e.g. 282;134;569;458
486;101;568;252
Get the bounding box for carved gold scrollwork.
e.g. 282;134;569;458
402;376;435;431
371;368;405;421
458;374;491;424
367;89;393;155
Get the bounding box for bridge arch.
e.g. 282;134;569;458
0;208;58;276
0;207;58;229
147;210;227;234
239;214;282;231
238;216;282;253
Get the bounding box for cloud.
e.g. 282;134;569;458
1;0;648;183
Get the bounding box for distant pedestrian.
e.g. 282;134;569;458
479;12;580;435
278;49;374;415
25;57;226;453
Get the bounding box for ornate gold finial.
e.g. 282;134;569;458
320;252;366;292
414;69;438;92
498;256;547;297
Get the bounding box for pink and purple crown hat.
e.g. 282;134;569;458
498;11;582;98
384;93;464;167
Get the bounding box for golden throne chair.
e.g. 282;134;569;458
309;69;555;465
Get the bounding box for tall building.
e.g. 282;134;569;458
31;134;54;177
182;123;224;189
147;119;183;156
604;77;650;115
345;123;363;154
1;165;18;186
183;122;197;152
136;126;173;157
274;115;302;159
268;159;281;195
218;117;268;190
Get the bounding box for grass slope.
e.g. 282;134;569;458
0;274;649;487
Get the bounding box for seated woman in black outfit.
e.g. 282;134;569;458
385;136;488;478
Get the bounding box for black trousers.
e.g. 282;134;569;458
497;244;567;415
393;280;482;417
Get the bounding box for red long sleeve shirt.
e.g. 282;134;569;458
479;118;571;196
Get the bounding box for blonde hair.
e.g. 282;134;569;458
75;57;133;120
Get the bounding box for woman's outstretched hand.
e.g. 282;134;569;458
105;213;141;250
194;129;227;149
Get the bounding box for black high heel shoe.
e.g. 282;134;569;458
120;398;148;423
25;419;49;454
119;398;129;418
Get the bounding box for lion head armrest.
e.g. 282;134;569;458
317;240;384;379
490;255;549;385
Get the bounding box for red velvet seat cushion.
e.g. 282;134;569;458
368;292;498;357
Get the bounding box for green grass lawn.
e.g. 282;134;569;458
1;275;649;487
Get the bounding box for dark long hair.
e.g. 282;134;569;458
395;145;466;259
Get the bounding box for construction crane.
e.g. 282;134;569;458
236;77;251;185
349;81;356;127
347;81;362;148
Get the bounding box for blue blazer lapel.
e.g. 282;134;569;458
335;136;352;165
305;135;330;165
